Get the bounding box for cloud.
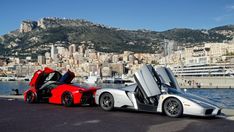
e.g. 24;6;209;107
225;5;234;11
214;5;234;22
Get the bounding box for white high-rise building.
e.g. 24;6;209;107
164;39;175;56
38;55;46;65
57;46;67;55
79;44;86;54
51;45;55;59
69;44;76;55
51;45;58;60
45;52;51;64
45;52;50;58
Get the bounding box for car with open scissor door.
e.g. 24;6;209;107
95;64;221;117
24;67;98;107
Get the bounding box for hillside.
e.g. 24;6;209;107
0;17;233;58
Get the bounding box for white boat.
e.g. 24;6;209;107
83;72;101;84
102;77;124;84
102;76;134;85
84;75;101;84
0;75;17;81
172;63;234;77
16;75;31;81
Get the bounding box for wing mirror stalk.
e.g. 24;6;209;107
161;89;167;94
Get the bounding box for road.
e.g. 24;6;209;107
0;98;233;132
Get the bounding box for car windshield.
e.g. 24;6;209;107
48;82;61;88
147;65;161;86
160;83;182;94
45;72;61;82
167;87;182;95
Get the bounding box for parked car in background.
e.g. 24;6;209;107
24;67;98;107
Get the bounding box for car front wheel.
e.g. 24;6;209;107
163;98;183;118
100;93;114;111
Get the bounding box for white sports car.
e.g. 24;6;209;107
95;64;222;117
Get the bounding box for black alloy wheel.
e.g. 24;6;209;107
62;92;74;107
26;91;36;103
163;98;183;118
100;93;114;111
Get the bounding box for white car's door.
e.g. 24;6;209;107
134;65;161;97
156;67;181;91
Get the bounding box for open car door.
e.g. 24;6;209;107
29;67;62;90
58;70;75;83
156;67;181;91
134;65;161;98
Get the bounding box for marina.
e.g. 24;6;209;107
1;0;234;131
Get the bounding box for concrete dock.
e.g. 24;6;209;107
0;95;233;132
177;76;234;88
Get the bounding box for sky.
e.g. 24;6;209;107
1;0;234;35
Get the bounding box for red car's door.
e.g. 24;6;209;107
29;67;58;89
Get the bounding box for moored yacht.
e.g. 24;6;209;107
172;63;234;77
0;75;17;81
102;76;134;85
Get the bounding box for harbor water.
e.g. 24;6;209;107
0;81;233;109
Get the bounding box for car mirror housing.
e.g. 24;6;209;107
161;89;167;93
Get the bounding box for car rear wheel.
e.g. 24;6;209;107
26;91;37;103
100;93;114;111
163;98;183;118
62;92;74;107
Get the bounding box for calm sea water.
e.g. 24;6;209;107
0;82;233;109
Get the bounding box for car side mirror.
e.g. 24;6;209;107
161;89;166;93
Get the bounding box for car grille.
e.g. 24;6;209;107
205;109;213;115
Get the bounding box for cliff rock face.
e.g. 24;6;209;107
37;17;93;29
20;21;38;33
37;18;60;29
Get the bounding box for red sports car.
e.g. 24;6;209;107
24;67;98;107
